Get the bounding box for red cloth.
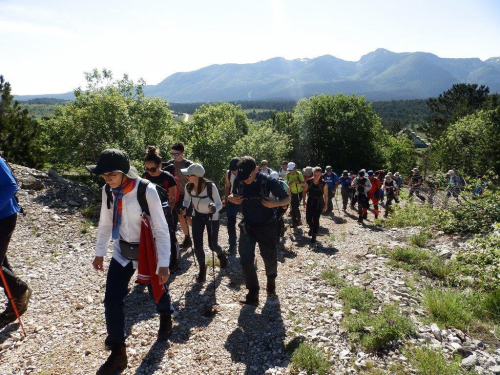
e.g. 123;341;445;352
137;214;165;303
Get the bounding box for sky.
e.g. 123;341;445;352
1;0;500;95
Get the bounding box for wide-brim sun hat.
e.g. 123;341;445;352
86;149;138;178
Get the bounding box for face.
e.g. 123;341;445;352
314;170;322;179
231;169;237;175
261;164;268;169
101;172;125;188
243;168;258;184
144;161;161;176
289;169;296;174
326;170;332;174
171;149;184;162
186;174;199;183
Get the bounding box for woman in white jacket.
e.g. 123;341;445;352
88;149;173;375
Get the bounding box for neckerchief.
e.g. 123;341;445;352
111;178;137;240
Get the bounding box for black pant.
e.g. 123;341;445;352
192;213;223;267
341;189;349;209
385;191;395;216
290;193;302;225
239;218;277;297
326;188;335;212
357;195;369;220
306;197;323;234
276;206;286;243
0;214;28;298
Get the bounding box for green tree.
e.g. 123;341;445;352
179;103;248;186
44;69;175;171
383;134;417;175
423;83;491;140
232;122;291;170
0;76;45;168
292;94;386;170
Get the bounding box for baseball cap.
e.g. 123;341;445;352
181;163;205;177
447;170;454;175
269;171;279;180
303;166;313;176
287;162;296;171
367;170;374;176
395;172;400;177
229;157;240;171
86;149;138;178
385;175;392;180
326;166;332;172
313;166;322;173
412;168;418;172
237;156;257;180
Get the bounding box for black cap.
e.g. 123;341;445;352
229;157;240;171
86;149;138;178
237;156;257;180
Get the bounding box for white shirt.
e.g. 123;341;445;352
95;179;171;271
351;177;372;196
183;182;223;220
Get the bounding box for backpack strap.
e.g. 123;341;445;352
105;184;113;209
206;182;214;202
137;179;150;215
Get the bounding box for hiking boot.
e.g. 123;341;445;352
157;314;173;342
218;253;228;269
0;285;32;326
266;279;276;296
181;236;192;248
239;294;259;307
357;219;364;225
196;267;207;283
310;234;317;243
96;344;127;375
228;245;237;255
307;228;313;236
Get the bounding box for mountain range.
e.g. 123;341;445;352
15;49;500;102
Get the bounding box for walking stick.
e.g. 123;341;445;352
208;203;217;306
334;186;341;214
0;268;26;335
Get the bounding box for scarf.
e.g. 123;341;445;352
111;178;137;240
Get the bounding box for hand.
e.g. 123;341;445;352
208;205;216;214
322;204;327;212
158;267;170;284
93;256;104;271
229;194;244;205
222;199;226;207
261;197;276;208
302;201;307;208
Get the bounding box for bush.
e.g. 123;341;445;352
320;269;346;287
290;343;330;375
383;203;440;229
344;304;414;351
407;346;476;375
422;289;474;330
409;230;432;247
338;286;374;313
388;247;453;280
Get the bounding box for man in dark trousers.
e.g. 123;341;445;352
0;156;31;327
228;156;290;306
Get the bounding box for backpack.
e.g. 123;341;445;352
236;173;270;199
285;171;305;192
356;178;368;195
184;181;215;204
0;155;24;214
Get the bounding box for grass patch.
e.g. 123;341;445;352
290;343;330;375
205;256;221;268
388;246;454;280
321;269;346;287
422;288;474;331
81;203;100;223
344;304;414;351
409;230;432;247
407;346;477;375
338;286;374;313
383;203;440;229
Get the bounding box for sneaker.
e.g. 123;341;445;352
157;314;173;342
0;285;32;326
357;219;364;225
310;235;317;243
196;267;207;283
96;344;127;375
181;236;192;248
218;253;228;269
239;295;259;307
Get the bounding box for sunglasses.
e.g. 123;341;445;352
171;152;181;157
144;165;159;173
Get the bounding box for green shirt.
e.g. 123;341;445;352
286;171;305;194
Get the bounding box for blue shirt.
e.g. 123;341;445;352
0;158;21;220
232;173;288;224
323;172;339;189
339;176;352;190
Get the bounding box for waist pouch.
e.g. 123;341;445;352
119;239;140;261
194;211;214;222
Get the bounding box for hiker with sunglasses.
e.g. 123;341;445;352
142;146;180;273
88;149;174;375
180;163;227;283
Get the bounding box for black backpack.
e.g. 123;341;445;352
236;173;270;199
0;155;24;214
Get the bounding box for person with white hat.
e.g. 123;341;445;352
382;174;399;218
285;162;306;227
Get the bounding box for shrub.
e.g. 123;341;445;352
344;304;414;351
409;230;432;247
388;246;453;280
290;343;330;375
407;346;476;375
320;269;346;287
422;289;474;330
338;286;374;313
383;203;440;229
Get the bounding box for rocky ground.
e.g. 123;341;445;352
1;165;499;375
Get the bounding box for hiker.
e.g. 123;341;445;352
339;170;352;211
224;157;240;254
278;161;288;179
349;171;357;209
165;142;193;248
376;169;385;205
303;167;328;242
382;174;398;218
228;156;290;306
302;166;313;181
89;149;173;375
0;156;31;328
473;175;486;199
259;160;273;175
323;166;339;214
181;163;227;283
409;168;426;202
446;170;461;199
142;146;180;273
425;175;439;207
351;170;372;224
393;172;403;203
269;171;290;244
367;170;381;219
285;162;306;227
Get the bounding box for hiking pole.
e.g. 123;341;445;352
182;208;197;268
208;203;217;306
334;186;341;214
0;268;26;336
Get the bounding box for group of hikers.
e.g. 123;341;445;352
0;144;480;375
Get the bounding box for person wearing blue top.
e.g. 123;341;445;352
0;156;31;328
323;166;339;213
339;170;352;211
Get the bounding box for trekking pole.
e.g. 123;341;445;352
208;203;217;305
183;209;197;268
0;268;26;336
334;186;341;214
